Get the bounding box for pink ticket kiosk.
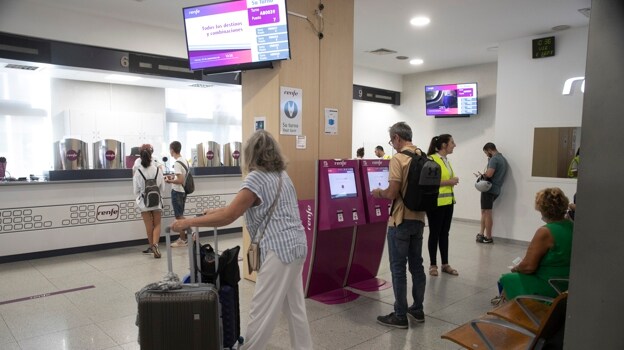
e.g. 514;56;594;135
304;159;365;304
346;159;392;292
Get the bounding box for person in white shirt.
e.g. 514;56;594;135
166;141;191;247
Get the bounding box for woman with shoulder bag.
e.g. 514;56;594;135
171;130;312;350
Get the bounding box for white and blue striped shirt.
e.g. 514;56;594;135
242;170;307;264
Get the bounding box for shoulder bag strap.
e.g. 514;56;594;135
253;173;283;244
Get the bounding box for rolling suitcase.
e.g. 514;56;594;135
187;227;243;349
137;226;222;350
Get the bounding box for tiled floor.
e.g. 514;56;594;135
0;221;528;349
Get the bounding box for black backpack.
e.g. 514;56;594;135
176;160;195;195
138;168;161;207
395;149;441;212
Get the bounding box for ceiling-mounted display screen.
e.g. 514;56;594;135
183;0;291;72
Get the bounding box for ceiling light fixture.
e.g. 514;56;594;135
410;58;424;65
410;16;431;27
396;56;409;60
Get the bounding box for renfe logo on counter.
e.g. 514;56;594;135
105;150;116;161
232;150;240;160
66;150;78;161
97;205;119;221
207;151;214;160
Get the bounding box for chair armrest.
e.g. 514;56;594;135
548;278;569;294
512;294;554;326
470;318;536;350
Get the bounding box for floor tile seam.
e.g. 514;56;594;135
343;328;394;349
93;321;123;346
0;312;18;345
14;321;98;343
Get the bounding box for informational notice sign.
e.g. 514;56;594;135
280;86;302;135
324;108;338;135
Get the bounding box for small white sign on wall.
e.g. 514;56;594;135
254;116;266;131
324;108;338;135
280;86;302;135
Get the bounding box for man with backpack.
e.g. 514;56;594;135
166;141;192;247
371;122;434;329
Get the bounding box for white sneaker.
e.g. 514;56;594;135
171;239;188;248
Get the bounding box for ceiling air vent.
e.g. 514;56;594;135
578;8;591;18
5;63;40;71
189;83;213;88
368;48;397;55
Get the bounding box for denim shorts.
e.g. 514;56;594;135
171;190;186;218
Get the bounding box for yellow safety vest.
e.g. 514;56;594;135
567;156;580;178
431;154;454;206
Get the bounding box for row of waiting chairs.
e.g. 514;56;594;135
441;279;569;350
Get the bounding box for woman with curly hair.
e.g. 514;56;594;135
497;187;573;300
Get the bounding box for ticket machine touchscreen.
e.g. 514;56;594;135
366;166;389;193
328;167;358;199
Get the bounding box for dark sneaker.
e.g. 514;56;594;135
377;312;408;329
142;246;153;254
407;308;425;323
476;233;484;242
152;244;161;259
480;237;494;244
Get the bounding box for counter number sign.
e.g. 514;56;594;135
532;36;555;59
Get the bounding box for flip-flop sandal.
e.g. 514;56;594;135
441;265;459;276
429;265;439;276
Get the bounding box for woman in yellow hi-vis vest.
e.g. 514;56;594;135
426;134;460;276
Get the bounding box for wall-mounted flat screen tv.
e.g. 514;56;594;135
425;82;478;117
183;0;291;72
328;168;358;199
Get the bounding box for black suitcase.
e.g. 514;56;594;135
137;226;222;350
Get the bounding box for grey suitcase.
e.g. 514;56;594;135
137;225;222;349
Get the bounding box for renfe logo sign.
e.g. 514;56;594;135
97;205;119;221
232;150;240;160
105;150;116;161
562;76;585;95
66;150;78;161
207;151;214;160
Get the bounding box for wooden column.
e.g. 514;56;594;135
241;0;354;280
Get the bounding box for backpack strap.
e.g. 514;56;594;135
176;160;190;190
137;168;147;181
153;167;159;180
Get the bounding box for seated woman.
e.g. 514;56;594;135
498;187;573;300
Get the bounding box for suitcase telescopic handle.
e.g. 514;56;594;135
164;226;174;274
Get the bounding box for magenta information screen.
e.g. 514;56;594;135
327;168;358;199
425;82;478;116
183;0;290;70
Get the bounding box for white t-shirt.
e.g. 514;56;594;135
171;156;189;193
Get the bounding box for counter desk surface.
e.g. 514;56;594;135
0;172;243;259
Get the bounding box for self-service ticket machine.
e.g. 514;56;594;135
346;159;392;291
303;159;365;304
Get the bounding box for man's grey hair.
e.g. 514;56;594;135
389;122;412;142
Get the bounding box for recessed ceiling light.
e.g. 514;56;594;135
410;58;424;65
105;74;141;82
410;16;431;27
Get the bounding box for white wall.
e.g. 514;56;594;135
351;67;403;158
352;63;498;221
353;26;588;239
494;26;587;241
